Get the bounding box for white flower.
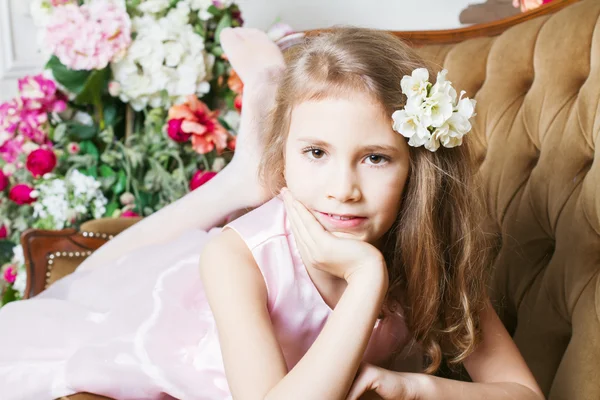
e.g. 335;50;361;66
111;8;213;111
12;245;24;267
32;170;108;229
222;109;241;131
212;157;226;172
21;142;40;155
392;68;476;152
400;68;430;102
137;0;171;14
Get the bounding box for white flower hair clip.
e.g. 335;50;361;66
391;68;476;152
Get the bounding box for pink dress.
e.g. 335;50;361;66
0;197;410;399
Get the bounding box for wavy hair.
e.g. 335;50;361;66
258;27;492;373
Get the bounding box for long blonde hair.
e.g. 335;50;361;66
258;27;492;373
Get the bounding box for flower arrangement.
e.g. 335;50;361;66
0;0;293;305
392;68;476;152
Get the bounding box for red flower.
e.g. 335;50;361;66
26;148;56;177
3;266;16;284
0;170;8;191
189;170;217;191
167;95;229;155
167;118;191;142
0;225;7;239
9;184;36;205
227;137;236;151
234;94;243;111
121;210;140;218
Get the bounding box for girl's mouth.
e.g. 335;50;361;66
317;211;367;228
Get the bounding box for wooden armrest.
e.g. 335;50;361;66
20;217;143;299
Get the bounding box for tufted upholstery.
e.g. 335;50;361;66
413;1;600;398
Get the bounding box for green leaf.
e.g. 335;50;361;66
74;67;111;106
79;140;99;160
114;170;127;195
0;240;16;265
104;200;120;217
2;286;18;306
99;165;116;178
194;22;206;39
52;123;68;143
214;13;232;44
65;121;98;141
46;56;91;94
103;100;120;127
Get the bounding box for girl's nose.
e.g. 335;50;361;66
326;165;362;203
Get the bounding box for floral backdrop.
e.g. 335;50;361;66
0;0;293;306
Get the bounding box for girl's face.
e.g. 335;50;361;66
284;93;410;247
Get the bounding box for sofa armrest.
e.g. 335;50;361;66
20;217;142;299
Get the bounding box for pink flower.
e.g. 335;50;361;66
167;119;191;143
67;142;80;154
167;95;229;155
234;94;243;111
190;170;217;191
121;210;139;218
0;225;8;239
0;136;25;164
0;170;8;191
45;2;132;71
9;184;36;205
26;148;57;177
0;99;22;136
18;75;67;114
3;266;16;284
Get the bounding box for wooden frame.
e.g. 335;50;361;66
20;0;581;300
278;0;581;50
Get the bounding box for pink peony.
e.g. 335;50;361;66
190;170;217;191
0;225;7;239
167;95;230;155
18;75;67;114
45;1;132;71
121;210;139;218
9;184;36;205
26;148;57;177
3;266;16;284
0;169;8;191
167;119;191;143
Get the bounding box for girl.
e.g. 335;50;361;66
0;27;544;400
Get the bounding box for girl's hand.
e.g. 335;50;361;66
347;363;420;400
281;188;386;282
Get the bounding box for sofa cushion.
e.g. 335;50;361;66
412;0;600;397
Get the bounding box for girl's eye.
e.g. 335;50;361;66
304;147;325;159
365;154;389;166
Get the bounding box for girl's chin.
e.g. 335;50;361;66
329;230;368;241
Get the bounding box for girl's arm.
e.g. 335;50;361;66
199;228;388;400
80;164;260;270
346;299;545;400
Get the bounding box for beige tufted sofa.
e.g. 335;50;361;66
20;0;599;399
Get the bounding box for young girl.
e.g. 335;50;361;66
0;27;544;400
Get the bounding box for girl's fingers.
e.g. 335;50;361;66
282;190;315;258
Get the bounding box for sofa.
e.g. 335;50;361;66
19;0;599;398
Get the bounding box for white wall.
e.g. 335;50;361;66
0;0;474;102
